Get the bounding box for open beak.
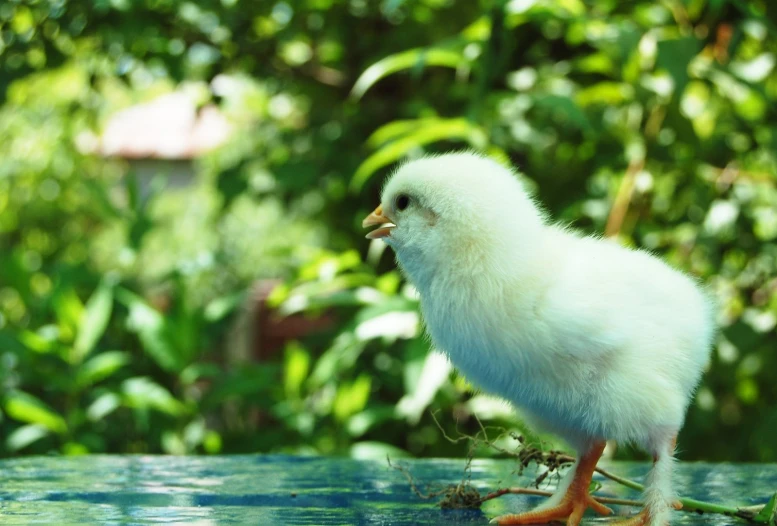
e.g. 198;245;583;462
362;204;396;240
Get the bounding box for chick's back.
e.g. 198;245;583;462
539;229;714;371
521;228;716;438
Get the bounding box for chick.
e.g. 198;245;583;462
362;152;715;526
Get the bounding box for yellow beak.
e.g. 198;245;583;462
362;205;395;239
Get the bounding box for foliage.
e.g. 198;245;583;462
1;0;776;461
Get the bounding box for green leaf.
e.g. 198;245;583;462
656;36;703;97
161;430;186;455
52;287;85;336
180;363;223;385
72;281;114;363
0;330;28;354
576;82;634;106
284;342;310;399
354;296;419;340
117;289;181;372
366;118;442;149
122;377;185;416
351;47;465;100
753;491;777;523
86;392;121;422
18;329;56;354
333;374;372;421
216;160;249;212
83;178;124;220
308;332;364;388
350;118;487;191
6;424;50;452
350;441;410;460
396;349;449;424
203;291;246;322
76;351;131;387
461;15;490;41
533;94;593;134
203;430;222;454
4;391;67;434
11;7;34;34
574;52;615;75
63;442;90;455
346;406;397;436
202;364;279;408
124;172;157;249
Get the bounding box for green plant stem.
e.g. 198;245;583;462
551;453;645;492
591;465;765;520
480;487;643;508
593;465;645;492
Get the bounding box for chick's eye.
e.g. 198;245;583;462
395;194;410;211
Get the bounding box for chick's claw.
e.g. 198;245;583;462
490;494;612;525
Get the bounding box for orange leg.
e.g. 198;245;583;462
491;441;612;525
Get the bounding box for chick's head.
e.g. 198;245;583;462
363;152;545;287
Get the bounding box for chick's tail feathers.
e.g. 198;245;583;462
643;435;678;526
611;433;678;526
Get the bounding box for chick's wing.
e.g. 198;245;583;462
530;233;692;362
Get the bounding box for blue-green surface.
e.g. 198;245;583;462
0;455;774;524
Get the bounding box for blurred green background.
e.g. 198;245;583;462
0;0;775;462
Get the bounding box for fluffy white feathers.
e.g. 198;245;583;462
365;151;715;525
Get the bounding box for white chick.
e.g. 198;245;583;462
362;152;715;526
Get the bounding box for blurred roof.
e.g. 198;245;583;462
96;91;231;160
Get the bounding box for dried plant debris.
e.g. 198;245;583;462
387;412;571;510
387;455;482;509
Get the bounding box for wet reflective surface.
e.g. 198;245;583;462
0;455;774;524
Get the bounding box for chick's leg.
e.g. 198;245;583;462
491;441;612;525
611;435;678;526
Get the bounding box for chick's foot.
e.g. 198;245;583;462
490;441;612;525
490;492;611;525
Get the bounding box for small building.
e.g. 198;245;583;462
91;88;232;194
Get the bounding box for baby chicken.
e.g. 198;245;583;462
362;152;715;526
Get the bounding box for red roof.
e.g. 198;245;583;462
97;92;232;160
